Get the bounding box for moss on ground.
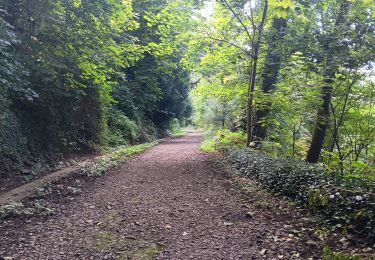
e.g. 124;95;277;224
84;231;163;259
101;210;123;227
130;244;163;260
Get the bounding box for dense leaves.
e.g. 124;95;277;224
0;0;194;175
226;149;375;242
191;0;375;174
191;0;375;244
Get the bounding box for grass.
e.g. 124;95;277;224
199;129;246;153
200;139;217;152
110;142;157;160
82;141;157;176
171;130;186;138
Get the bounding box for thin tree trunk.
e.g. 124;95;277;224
246;58;258;146
329;79;355;152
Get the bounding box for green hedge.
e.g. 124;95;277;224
226;149;375;242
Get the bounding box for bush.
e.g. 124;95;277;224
0;109;28;172
322;246;360;260
200;129;246;152
215;129;246;150
108;109;140;147
226;149;375;242
169;118;185;137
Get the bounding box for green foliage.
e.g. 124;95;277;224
200;129;246;152
226;149;375;241
189;0;375;181
169;118;186;137
200;131;218;153
0;202;30;219
108;109;140;147
0;0;194;175
322;246;360;260
0;14;31;171
0;201;55;219
83;142;157;177
214;129;247;150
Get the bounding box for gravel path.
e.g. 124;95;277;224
0;131;324;259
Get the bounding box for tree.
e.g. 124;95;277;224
307;0;375;163
253;17;287;142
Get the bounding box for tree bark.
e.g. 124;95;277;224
246;57;258;146
245;0;268;146
306;63;336;163
253;17;287;142
306;0;349;163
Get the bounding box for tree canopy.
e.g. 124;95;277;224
192;0;375;175
0;0;197;171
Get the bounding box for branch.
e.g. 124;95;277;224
247;0;256;30
220;0;253;42
204;32;253;57
256;0;268;45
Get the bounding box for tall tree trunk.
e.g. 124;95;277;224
253;17;287;142
306;0;349;163
306;63;336;163
245;0;268;146
246;57;258;146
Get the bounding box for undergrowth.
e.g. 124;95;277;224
169;118;186;138
226;149;375;243
200;129;246;152
0;201;55;219
82;142;157;176
0;142;157;221
322;246;360;260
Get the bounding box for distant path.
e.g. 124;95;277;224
0;130;322;259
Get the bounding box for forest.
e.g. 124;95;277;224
0;0;375;258
0;0;194;175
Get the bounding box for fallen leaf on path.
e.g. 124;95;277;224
245;211;253;218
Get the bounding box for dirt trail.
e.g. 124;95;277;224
0;131;323;259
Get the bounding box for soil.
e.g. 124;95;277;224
0;131;369;259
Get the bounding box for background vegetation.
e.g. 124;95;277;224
189;0;375;241
190;0;375;176
0;0;196;176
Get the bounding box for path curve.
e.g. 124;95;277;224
0;131;321;259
